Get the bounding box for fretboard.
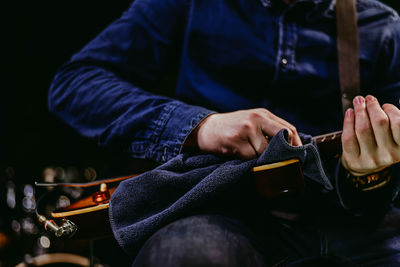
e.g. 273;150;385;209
313;130;342;144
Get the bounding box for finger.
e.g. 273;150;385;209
342;108;360;156
259;117;294;146
247;128;269;156
237;142;258;160
262;112;302;146
268;113;302;146
290;131;303;146
365;95;393;148
382;103;400;146
353;96;377;154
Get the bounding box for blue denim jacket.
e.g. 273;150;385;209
48;0;400;164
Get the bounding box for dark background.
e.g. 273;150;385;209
2;1;135;266
1;0;400;266
3;0;134;177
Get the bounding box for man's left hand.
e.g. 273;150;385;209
341;95;400;176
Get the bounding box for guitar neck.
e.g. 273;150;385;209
312;130;343;158
312;130;342;144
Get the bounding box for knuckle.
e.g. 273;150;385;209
242;121;252;129
248;110;263;120
240;121;254;132
382;103;395;111
375;115;389;127
226;131;241;142
356;124;371;135
341;133;353;144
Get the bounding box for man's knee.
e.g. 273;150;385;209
132;214;265;267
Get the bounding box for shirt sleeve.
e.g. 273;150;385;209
48;0;214;163
334;160;398;217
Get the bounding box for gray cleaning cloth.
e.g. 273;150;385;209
109;129;332;254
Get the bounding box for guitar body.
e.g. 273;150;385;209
253;159;305;198
46;131;342;240
49;159;306;239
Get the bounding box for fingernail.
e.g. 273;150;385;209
354;96;361;105
365;95;375;103
354;96;365;107
346;108;354;118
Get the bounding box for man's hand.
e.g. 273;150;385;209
341;95;400;176
185;108;302;160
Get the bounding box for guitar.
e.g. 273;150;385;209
36;130;342;239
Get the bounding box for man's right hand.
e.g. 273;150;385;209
185;108;302;160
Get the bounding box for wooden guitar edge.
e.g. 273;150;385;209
252;158;300;172
51;203;109;218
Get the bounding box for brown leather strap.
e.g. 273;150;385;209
336;0;360;114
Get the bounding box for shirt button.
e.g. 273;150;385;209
281;58;288;67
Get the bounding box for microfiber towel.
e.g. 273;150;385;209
109;129;332;254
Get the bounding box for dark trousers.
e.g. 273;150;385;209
131;214;362;267
132;206;400;267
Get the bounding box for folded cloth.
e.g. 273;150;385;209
109;129;331;254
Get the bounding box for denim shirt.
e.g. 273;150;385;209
48;0;400;165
